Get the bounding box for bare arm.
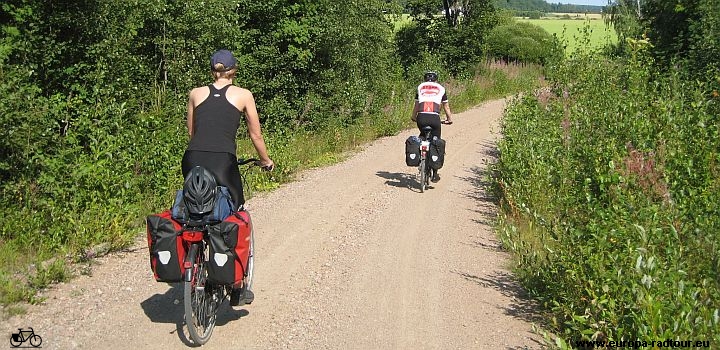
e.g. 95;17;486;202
242;91;274;168
442;101;453;123
186;92;196;138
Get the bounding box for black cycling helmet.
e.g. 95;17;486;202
183;166;217;215
424;71;438;82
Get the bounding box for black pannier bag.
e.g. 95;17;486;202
428;137;446;170
206;211;252;286
405;136;421;166
146;210;186;282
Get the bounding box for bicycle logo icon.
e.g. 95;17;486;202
9;327;42;348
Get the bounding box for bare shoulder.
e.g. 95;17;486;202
227;85;255;103
188;86;210;105
227;85;253;97
189;86;208;96
222;85;253;113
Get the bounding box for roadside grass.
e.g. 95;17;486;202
0;60;544;313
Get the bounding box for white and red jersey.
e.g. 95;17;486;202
415;81;448;115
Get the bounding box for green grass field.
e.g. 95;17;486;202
518;18;616;53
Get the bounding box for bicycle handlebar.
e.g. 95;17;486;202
238;158;273;171
238;158;260;166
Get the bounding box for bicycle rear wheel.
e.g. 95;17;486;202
184;243;218;345
9;336;21;348
245;215;255;290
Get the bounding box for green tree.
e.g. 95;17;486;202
396;0;499;74
607;0;719;80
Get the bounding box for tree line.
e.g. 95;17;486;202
493;0;603;14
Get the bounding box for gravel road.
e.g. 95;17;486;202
1;98;544;349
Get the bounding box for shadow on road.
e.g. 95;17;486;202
375;170;422;192
455;141;501;227
457;271;548;349
140;284;250;347
457;271;543;324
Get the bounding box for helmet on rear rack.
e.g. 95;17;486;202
183;166;217;216
423;71;438;82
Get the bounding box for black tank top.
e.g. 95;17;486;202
187;84;241;155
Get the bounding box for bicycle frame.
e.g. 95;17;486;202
12;328;34;342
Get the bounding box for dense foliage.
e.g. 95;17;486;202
494;0;720;344
485;21;563;65
607;0;720;80
395;0;500;75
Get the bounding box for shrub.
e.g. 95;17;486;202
494;46;720;343
486;21;563;65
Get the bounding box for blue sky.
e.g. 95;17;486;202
558;0;609;5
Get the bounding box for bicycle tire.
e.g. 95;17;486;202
9;336;21;348
243;213;255;290
184;243;217;345
419;158;426;193
29;335;42;347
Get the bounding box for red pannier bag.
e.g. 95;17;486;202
206;211;252;286
146;210;186;282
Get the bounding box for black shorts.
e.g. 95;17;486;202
416;113;441;140
182;150;244;210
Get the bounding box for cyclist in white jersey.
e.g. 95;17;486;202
411;71;453;182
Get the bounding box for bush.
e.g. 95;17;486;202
494;47;720;343
486;21;563;65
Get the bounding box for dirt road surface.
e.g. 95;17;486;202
2;98;544;349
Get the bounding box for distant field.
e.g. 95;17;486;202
518;18;616;53
546;12;603;20
389;13;616;54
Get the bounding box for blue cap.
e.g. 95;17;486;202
210;49;237;72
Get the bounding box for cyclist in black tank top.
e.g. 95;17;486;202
183;49;274;308
183;49;274;210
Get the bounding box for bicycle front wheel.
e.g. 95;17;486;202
29;335;42;347
419;158;426;193
184;243;218;345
